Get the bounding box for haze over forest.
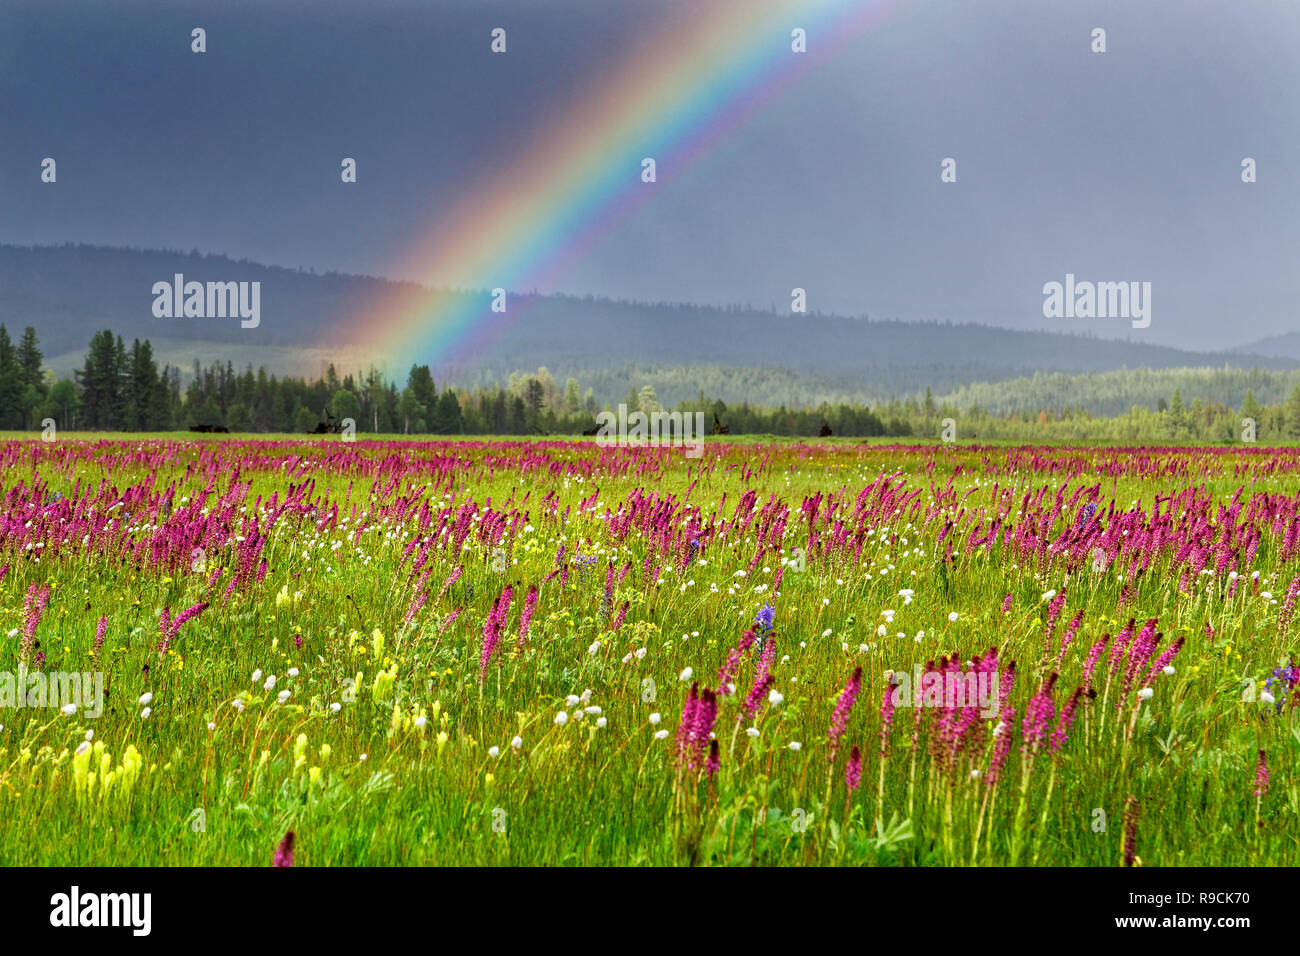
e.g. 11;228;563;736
3;243;1298;417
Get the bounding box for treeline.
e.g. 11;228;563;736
9;325;1300;442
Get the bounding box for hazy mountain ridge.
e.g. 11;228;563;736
2;244;1295;399
1240;332;1300;362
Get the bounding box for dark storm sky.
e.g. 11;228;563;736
2;0;1297;350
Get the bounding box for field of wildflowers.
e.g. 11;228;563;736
0;434;1296;866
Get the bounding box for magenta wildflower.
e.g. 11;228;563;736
1082;632;1110;689
1048;685;1090;754
157;601;208;655
273;830;295;867
705;739;721;777
1058;610;1083;658
1122;796;1139;867
828;665;863;762
404;585;430;624
676;682;718;770
845;744;862;792
675;683;699;759
717;628;757;694
92;616;108;662
741;636;777;721
1280;573;1300;637
21;583;51;659
985;706;1016;786
434;565;463;606
517;584;539;647
1254;750;1269;798
879;675;898;756
1021;673;1058;755
1047;589;1067;630
478;585;512;680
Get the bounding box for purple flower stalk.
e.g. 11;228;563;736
705;739;721;777
1122;796;1139;867
158;601;208;654
92;616;108;661
828;666;863;761
1021;673;1058;755
478;585;512;680
986;706;1016;786
879;675;898;756
273;830;295;867
845;744;862;792
22;583;51;658
517;584;539;647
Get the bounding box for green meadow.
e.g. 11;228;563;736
0;434;1295;866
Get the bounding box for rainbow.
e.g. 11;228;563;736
370;0;897;370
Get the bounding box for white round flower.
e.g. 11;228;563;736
948;612;959;623
1162;665;1175;675
746;727;760;738
140;707;152;719
61;702;77;716
648;712;662;725
138;692;153;706
595;716;607;728
251;669;262;683
768;689;785;706
1137;687;1154;700
1260;691;1276;705
287;668;299;678
653;729;669;740
1041;590;1057;602
679;667;693;681
277;690;291;704
264;674;277;691
75;741;92;756
510;735;523;750
329;702;341;713
565;694;581;707
207;722;216;731
488;745;500;758
413;715;427;729
787;741;802;751
554;711;568;726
